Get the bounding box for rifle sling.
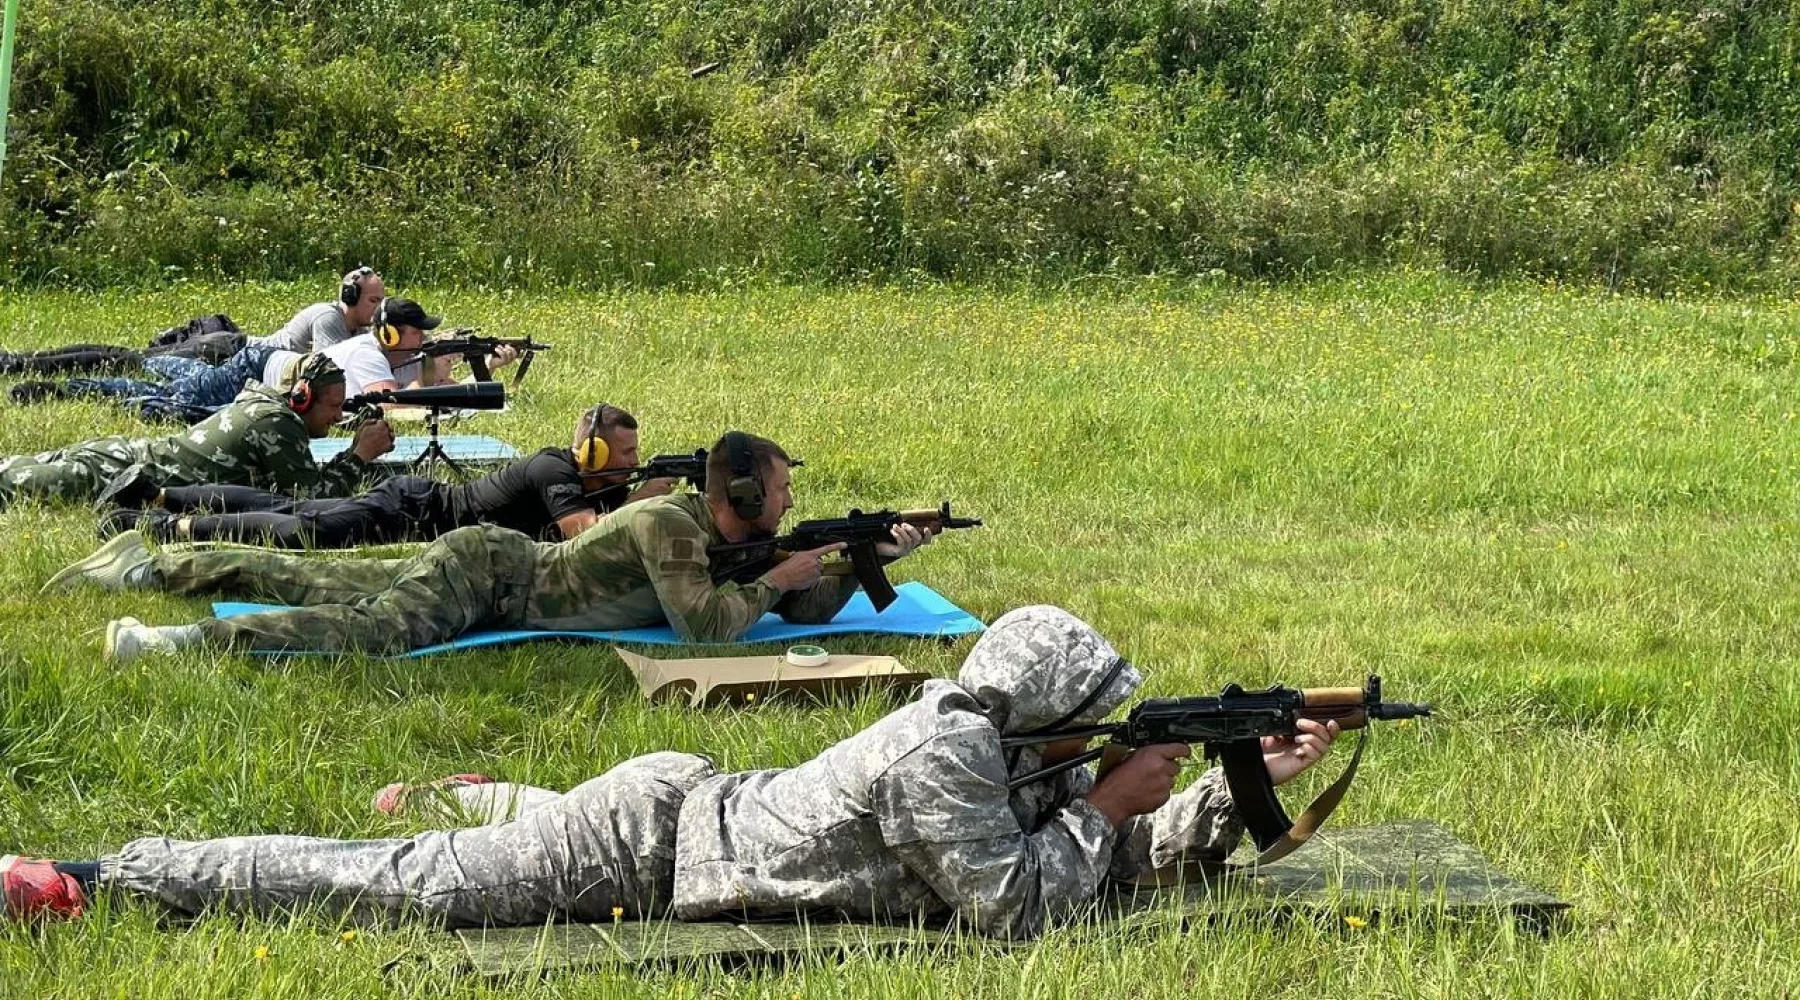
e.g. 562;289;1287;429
1128;730;1367;885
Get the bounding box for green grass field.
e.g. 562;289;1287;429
2;274;1799;996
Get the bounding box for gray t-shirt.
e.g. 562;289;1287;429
250;302;357;352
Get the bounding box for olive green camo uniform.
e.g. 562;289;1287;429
0;387;368;507
155;493;860;655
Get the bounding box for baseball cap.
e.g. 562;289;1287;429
380;298;442;331
274;353;345;394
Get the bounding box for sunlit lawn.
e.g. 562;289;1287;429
2;273;1798;996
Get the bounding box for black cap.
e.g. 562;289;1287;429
380;298;442;331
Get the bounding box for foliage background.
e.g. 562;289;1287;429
4;0;1800;290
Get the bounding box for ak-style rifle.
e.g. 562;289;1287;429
1004;675;1432;866
707;502;981;612
604;449;802;492
406;329;553;384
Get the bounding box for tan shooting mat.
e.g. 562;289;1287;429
613;646;930;707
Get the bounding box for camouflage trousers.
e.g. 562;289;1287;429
168;524;540;655
0;440;144;507
101;752;716;928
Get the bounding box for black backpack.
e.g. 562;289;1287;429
144;315;245;363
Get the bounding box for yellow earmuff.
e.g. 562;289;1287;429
574;406;610;473
375;300;404;348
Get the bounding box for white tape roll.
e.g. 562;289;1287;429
785;644;830;667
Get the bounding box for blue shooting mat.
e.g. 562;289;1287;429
310;435;520;468
211;581;986;658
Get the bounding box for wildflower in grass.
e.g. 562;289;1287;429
254;945;271;962
611;906;624;921
339;930;358;946
1344;915;1368;930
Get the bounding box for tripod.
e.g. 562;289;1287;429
409;405;469;480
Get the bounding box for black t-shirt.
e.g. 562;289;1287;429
443;447;630;540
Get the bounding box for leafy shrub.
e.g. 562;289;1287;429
3;0;1797;289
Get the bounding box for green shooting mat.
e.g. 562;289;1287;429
450;820;1566;977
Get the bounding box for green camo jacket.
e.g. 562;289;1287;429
528;492;859;642
133;387;369;496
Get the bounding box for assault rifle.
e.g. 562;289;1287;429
707;502;981;612
405;329;553;384
1003;675;1432;866
605;449;803;491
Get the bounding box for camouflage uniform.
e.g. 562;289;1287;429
160;493;860;655
103;752;714;928
668;605;1245;938
97;607;1246;937
0;386;367;507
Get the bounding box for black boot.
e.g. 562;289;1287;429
9;381;67;405
94;463;161;510
97;506;174;542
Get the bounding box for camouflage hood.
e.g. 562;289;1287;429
956;605;1142;735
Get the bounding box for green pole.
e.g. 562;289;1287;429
0;0;18;185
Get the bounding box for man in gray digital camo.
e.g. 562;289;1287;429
0;606;1341;937
46;431;932;659
0;355;394;509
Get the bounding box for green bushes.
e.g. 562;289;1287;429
3;0;1798;289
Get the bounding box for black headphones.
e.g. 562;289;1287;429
340;266;375;307
722;431;765;519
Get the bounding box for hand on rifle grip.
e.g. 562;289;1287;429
764;543;846;592
351;419;397;462
1084;743;1191;828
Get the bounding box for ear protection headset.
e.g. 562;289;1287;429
288;354;336;415
722;431;765;520
375;299;405;349
574;405;611;474
340;266;375;307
